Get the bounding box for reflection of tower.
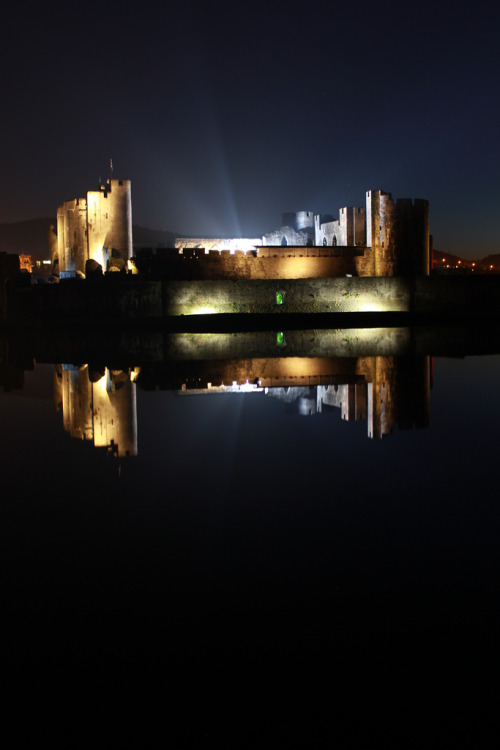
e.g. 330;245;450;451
394;356;431;430
173;354;431;441
92;369;137;456
57;364;93;440
366;357;397;439
56;364;137;456
317;384;367;421
363;356;431;438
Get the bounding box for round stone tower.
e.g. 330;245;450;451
281;210;314;231
87;179;133;270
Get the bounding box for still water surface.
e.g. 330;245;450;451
1;342;499;745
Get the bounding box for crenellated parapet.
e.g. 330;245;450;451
172;188;429;278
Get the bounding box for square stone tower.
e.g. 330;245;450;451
55;179;132;278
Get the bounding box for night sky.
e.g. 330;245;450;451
1;1;499;257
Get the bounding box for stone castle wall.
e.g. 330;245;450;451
163;276;411;316
174;189;429;278
137;246;374;279
8;274;500;323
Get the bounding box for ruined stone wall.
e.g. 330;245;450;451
314;206;366;247
262;225;314;246
315;217;341;246
341;207;366;246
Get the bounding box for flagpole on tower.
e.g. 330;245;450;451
110;158;113;179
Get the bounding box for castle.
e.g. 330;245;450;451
51;178;133;278
51;181;429;280
174;189;430;278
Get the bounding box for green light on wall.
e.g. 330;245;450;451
277;331;285;346
276;291;284;305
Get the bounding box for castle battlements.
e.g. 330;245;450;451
173;188;430;278
50;181;429;281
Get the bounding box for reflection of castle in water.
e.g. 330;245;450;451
178;356;431;440
54;364;138;456
1;324;439;451
51;355;430;451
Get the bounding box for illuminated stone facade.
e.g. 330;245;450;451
174;189;430;277
53;179;132;278
315;206;366;248
366;190;430;276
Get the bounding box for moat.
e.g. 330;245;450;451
2;325;500;745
